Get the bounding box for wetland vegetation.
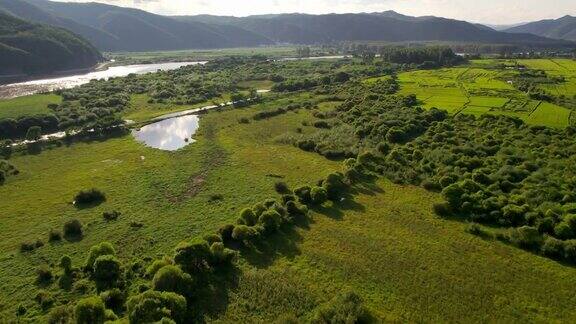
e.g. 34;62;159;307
2;45;576;323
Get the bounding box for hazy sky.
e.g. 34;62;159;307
57;0;576;24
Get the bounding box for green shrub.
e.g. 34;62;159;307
73;279;93;294
152;265;194;298
60;255;72;273
258;210;282;233
173;239;211;274
209;242;237;266
509;226;542;250
238;208;257;226
127;290;186;324
20;241;37;252
84;242;115;270
63;219;83;239
232;225;258;243
93;255;122;289
541;236;565;259
218;224;235;242
274;181;290;194
554;222;574;240
48;229;62;242
47;305;72;324
564;240;576;263
35;290;54;310
203;234;222;245
75;296;106;324
294;186;312;204
100;288;126;311
16;304;27;317
36;265;53;284
102;211;120;221
311;291;370;324
74;189;106;206
433;202;452;217
310;186;328;205
146;258;172;278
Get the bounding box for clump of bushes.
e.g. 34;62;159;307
75;296;106;324
48;229;62;242
20;239;44;252
274;181;290;194
102;211;121;221
74;189;106;207
63;219;83;239
126;290;187;324
35;290;54;310
36;265;53;284
311;291;371;324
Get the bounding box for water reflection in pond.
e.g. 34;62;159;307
132;115;199;151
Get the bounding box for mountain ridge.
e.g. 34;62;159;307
1;1;573;52
0;11;102;77
505;15;576;41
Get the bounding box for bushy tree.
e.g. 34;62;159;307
93;255;122;289
126;290;187;324
173;239;211;274
26;126;42;141
541;236;565;259
85;242;115;270
60;255;72;273
294;186;312;204
258;210;282;233
323;173;348;200
209;242;237;266
238;208;257;226
152;265;194;299
310;186;328;205
74;189;106;206
509;226;542;250
311;291;370;324
63;219;83;239
75;296;106;324
232;225;258;243
100;288;125;313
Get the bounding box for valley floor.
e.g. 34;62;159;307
2;93;576;322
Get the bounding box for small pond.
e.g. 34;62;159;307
132;114;200;151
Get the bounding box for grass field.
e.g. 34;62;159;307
3;92;576;322
397;62;573;128
0;94;59;119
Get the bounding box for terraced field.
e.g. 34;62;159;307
398;60;575;128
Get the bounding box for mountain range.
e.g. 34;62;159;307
0;0;572;53
0;11;102;77
505;15;576;42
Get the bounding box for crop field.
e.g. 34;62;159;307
398;62;574;128
518;59;576;98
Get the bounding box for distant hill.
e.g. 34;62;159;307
505;16;576;41
12;0;274;51
0;12;102;77
2;0;573;52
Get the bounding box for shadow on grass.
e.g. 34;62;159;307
194;266;241;320
237;225;304;269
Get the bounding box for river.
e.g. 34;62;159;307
0;55;352;100
0;61;206;99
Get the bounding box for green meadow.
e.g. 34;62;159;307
2;54;576;322
0;94;60;119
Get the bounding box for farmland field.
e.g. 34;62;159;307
398;60;576;127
